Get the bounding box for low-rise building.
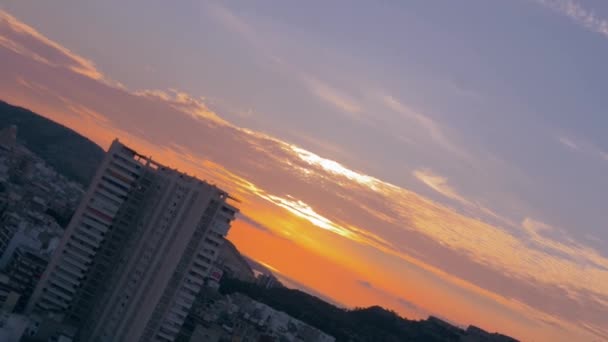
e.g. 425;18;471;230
4;246;49;312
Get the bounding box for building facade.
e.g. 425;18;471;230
27;140;238;342
4;246;48;312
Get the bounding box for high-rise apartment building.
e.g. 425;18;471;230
27;140;238;342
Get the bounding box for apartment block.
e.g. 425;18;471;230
27;140;238;342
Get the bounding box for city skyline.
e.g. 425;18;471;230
1;1;607;341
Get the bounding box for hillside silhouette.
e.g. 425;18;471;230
220;278;518;342
0;100;104;185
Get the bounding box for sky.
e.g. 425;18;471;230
0;0;607;340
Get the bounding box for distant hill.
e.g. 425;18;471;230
244;255;278;277
0;100;104;186
220;278;518;342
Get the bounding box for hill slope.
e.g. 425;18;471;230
220;278;518;342
0;100;104;185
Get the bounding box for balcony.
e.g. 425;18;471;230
61;255;87;273
182;281;200;293
98;180;128;199
67;240;95;257
54;268;80;286
178;290;195;303
73;231;100;249
185;274;204;286
49;277;76;294
40;294;67;310
81;216;109;234
88;201;118;220
95;187;125;206
57;263;83;279
47;285;72;301
111;157;140;175
108;163;138;181
77;227;103;244
155;327;175;342
106;169;134;188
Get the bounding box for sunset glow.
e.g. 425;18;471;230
2;2;608;340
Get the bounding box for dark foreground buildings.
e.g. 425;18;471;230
26;140;238;342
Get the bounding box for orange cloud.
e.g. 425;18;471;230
0;11;103;80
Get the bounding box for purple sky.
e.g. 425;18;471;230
1;1;608;340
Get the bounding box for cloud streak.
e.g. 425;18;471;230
381;95;452;151
207;2;471;159
208;2;365;121
414;169;470;206
413;169;517;229
536;0;608;38
558;135;608;161
301;75;362;115
0;11;102;80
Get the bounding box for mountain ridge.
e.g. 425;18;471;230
0;100;104;185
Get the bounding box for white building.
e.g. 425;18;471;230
27;140;238;342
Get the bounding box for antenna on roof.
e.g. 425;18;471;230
228;194;242;203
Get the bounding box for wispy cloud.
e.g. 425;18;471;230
207;2;363;118
378;94;473;161
536;0;608;38
288;145;378;188
414;169;471;206
300;75;362;115
356;279;374;289
413;169;515;228
381;95;447;148
558;135;608;161
208;2;480;167
206;2;263;52
0;11;103;80
522;218;608;270
134;89;228;125
558;136;579;150
258;193;394;251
